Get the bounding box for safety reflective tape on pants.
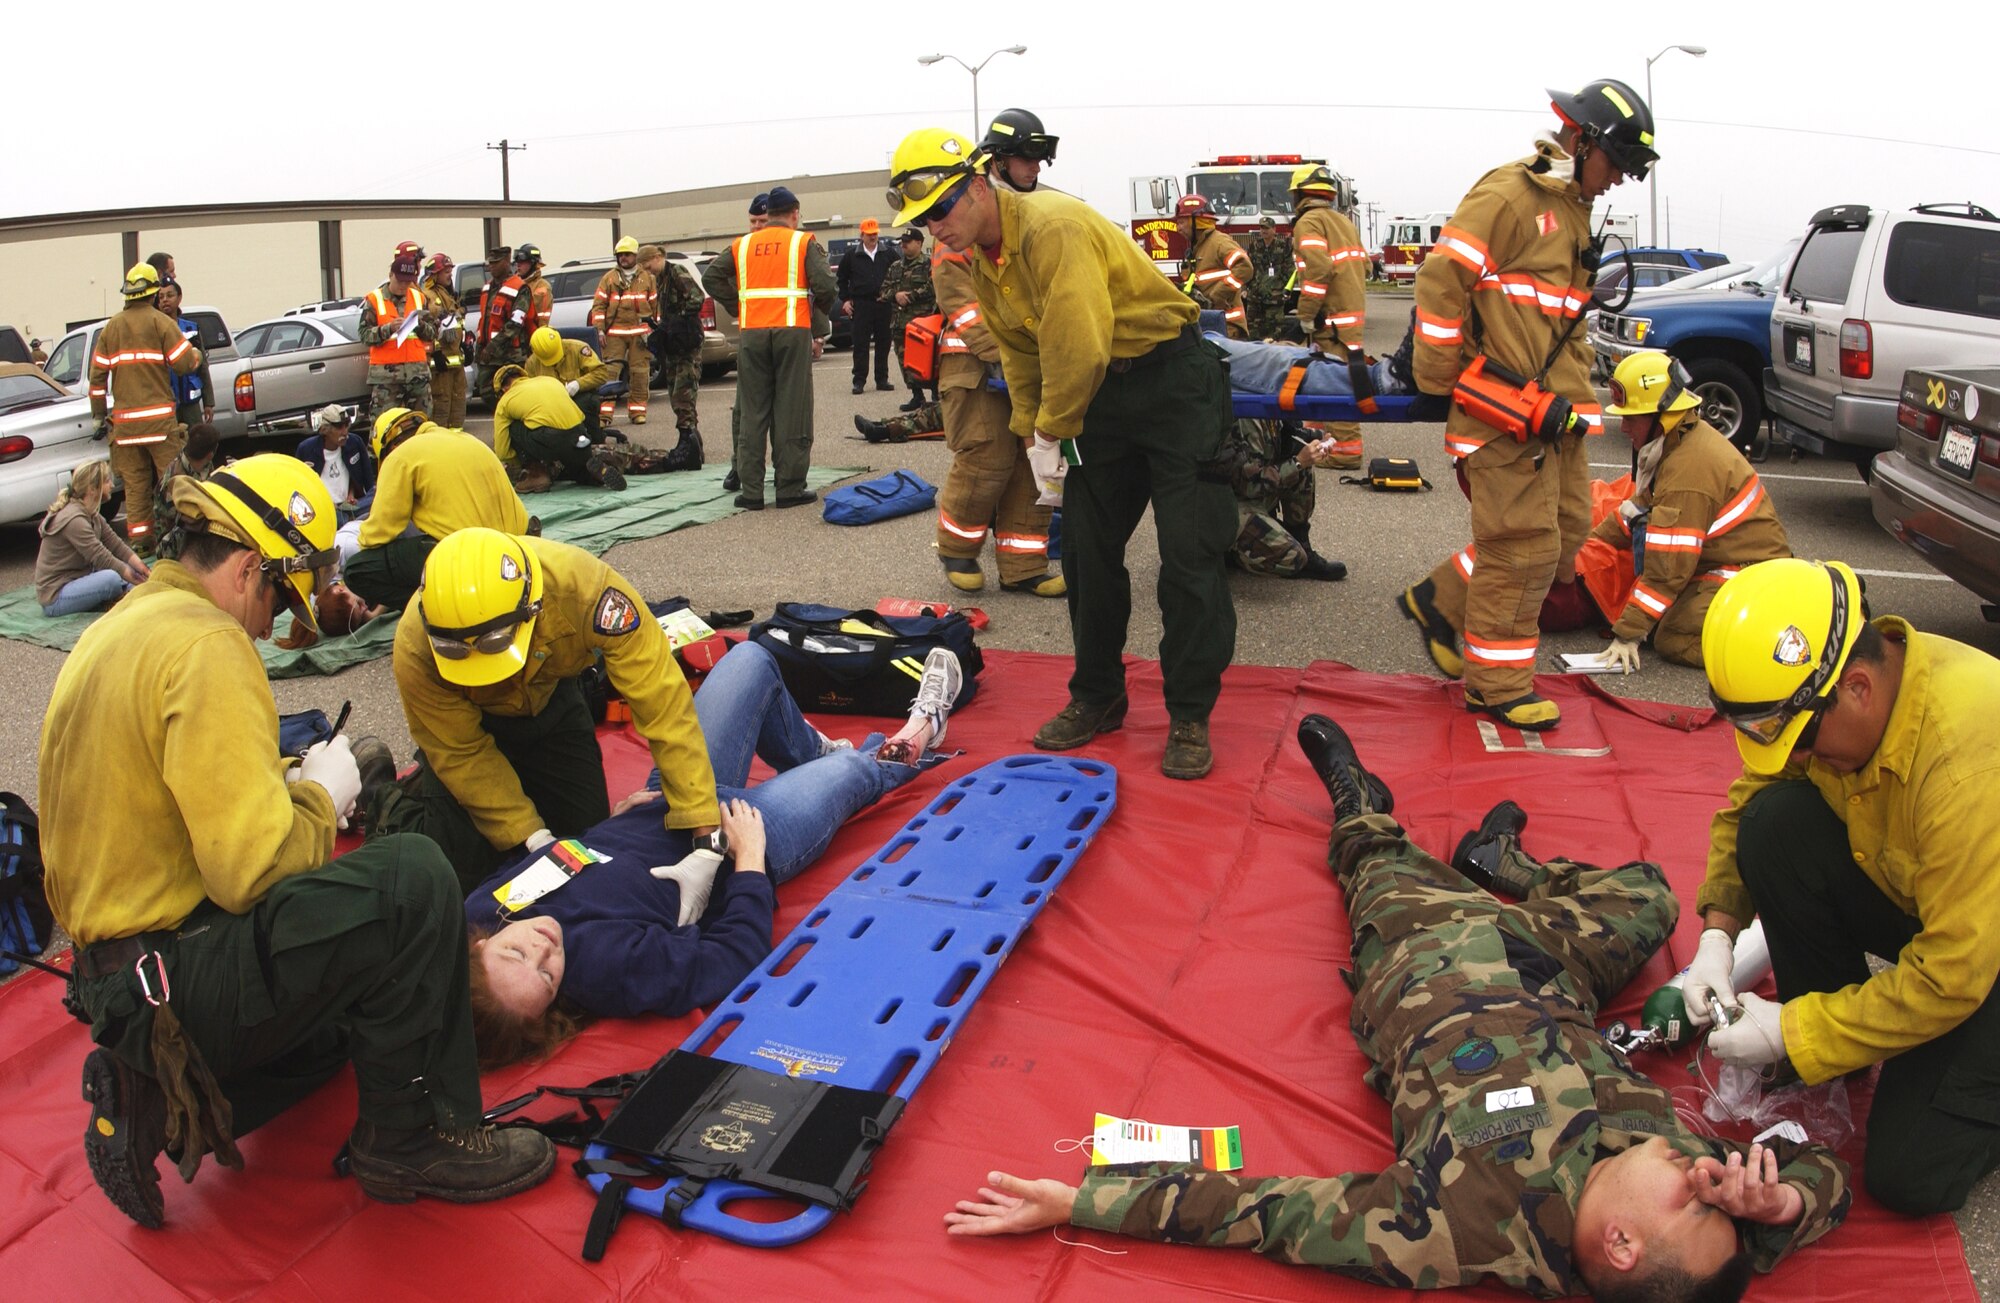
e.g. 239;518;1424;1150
1453;546;1477;579
938;510;987;541
1464;635;1537;667
995;533;1046;553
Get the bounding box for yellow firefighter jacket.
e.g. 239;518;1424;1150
1413;136;1603;459
591;268;659;338
1700;620;2000;1083
525;339;613;394
1181;227;1254;334
968;187;1197;441
1589;416;1790;642
359;425;530;548
1291;200;1368;350
392;536;720;848
40;561;338;943
89;301;202;445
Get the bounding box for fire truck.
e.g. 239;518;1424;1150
1128;154;1358;278
1379;210;1642;284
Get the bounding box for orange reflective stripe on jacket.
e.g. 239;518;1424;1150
367;286;430;365
735;228;812;330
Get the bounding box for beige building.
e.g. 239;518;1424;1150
617;170;893;255
0;200;618;346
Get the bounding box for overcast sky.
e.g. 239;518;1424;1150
9;0;1997;263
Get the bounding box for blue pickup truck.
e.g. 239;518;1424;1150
1588;241;1798;448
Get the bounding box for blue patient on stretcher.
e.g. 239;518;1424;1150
1202;330;1412;399
461;641;951;1069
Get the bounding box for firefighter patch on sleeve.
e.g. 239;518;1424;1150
594;588;641;636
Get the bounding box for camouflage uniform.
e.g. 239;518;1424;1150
357;281;434;419
1242;226;1293;341
1071;812;1853;1294
1214;418;1315;576
421;273;468;430
880;247;936;392
655;259;705;432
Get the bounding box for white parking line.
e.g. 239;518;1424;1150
1850;568;1956;583
1587;462;1853;484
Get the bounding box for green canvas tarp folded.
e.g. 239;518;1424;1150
0;466;860;678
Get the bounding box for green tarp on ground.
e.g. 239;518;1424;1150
0;466;861;678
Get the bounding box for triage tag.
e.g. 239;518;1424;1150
657;607;718;651
492;841;610;914
1090;1112;1242;1171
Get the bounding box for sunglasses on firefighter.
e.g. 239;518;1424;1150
1706;569;1850;751
1000;135;1058;163
887;166;973;224
424;554;541;660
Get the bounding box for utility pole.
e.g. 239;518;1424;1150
487;139;527;201
1362;201;1382;249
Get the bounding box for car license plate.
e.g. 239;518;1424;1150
1940;426;1979;479
1783;325;1815;374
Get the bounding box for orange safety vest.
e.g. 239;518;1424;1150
367;285;429;366
734;228;813;330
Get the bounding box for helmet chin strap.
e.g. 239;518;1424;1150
989;161;1036;194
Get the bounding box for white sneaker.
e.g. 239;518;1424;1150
908;648;963;751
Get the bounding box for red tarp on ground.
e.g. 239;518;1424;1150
0;651;1974;1301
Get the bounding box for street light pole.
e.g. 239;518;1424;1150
1644;43;1706;246
917;46;1028;139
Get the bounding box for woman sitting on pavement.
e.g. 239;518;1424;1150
34;459;149;616
462;639;963;1066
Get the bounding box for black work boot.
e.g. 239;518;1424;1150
723;468;741;493
662;428;704;472
1450;800;1536;897
347;1120;556;1206
585;449;628;491
1032;696;1128;750
81;1048;169;1229
1161;719;1213;780
1296;713;1392;822
853;414;906;444
1386;306;1417;391
1301;552;1349;582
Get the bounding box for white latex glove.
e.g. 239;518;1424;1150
1682;927;1739;1027
296;736;361;828
1707;992;1788;1068
1025;433;1067;506
525;828;556;854
564;380;580;397
650;848;725;926
1605;637;1642;675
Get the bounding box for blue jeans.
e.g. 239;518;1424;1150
649;642;917;884
42;568;130;617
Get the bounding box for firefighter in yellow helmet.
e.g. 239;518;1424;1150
420;252;468;430
1175;195;1254;341
381;527;720;894
591;236;658;427
1288;163;1369;471
890;125;1237;780
524;325;613;443
1397;79;1655;732
88;262;203;555
1689;557;2000;1216
1589;350;1789;673
344;407;530;611
42;454;555;1227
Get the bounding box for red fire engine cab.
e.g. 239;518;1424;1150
1128;154;1359;277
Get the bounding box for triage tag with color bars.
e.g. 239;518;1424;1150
1090;1113;1243;1171
492;840;610;914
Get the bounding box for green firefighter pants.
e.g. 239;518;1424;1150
732;327;815;502
1062;330;1238;721
512;421;594;483
342;534;438;612
1736;781;2000;1216
71;834;481;1136
371;675;610;895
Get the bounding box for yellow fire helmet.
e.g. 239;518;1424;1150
887;127;982;226
1289;163;1338;194
121;262;162;299
1702;558;1865;774
372;406;424;461
614;236;640;255
191;455;341;631
1605;350;1700;418
419;528;545;687
530;326;565;366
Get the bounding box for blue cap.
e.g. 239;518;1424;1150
748;191;770;216
765;185;799;213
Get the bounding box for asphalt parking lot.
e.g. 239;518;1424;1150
3;294;1994;1293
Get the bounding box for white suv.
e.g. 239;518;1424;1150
1766;202;2000;477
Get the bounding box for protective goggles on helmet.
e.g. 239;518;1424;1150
886;165;973;222
423;550;542;660
1706;567;1851;749
994;133;1058;163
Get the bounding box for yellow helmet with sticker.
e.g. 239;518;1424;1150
887;127;982;226
1605;350;1700;417
1289;164;1338;194
614;236;640;255
1702;559;1864;775
192;454;340;631
419;528;544;687
372;406;424;461
530;326;564;366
